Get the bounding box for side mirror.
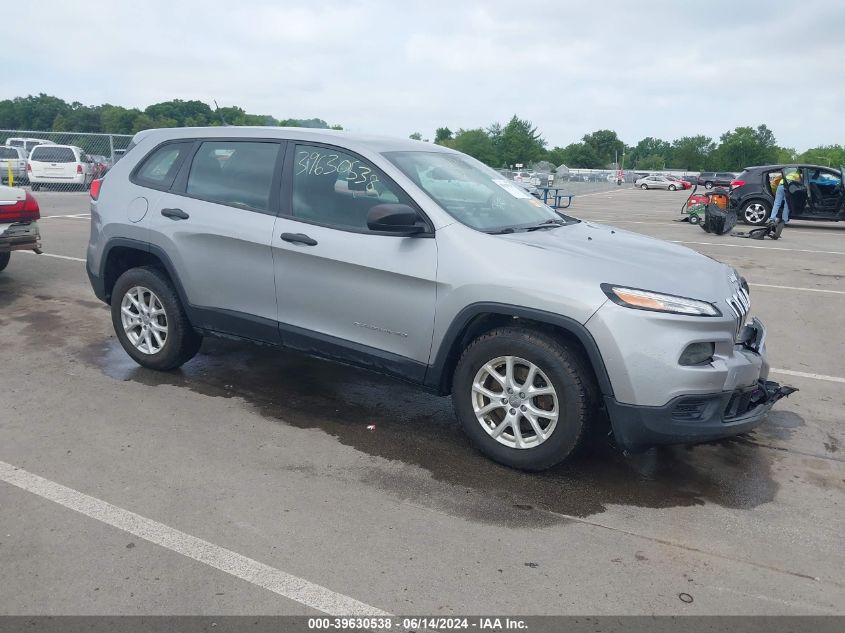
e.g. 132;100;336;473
367;204;425;235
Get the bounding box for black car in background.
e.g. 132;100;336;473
697;171;736;188
729;164;845;225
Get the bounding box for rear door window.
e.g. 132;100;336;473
30;147;75;163
186;141;280;212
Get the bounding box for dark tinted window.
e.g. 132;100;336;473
292;144;403;230
135;142;191;189
717;172;734;179
30;147;75;163
187;141;278;211
0;147;19;159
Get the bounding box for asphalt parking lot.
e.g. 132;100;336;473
0;187;843;616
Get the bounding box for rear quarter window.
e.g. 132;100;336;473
132;142;193;190
30;147;76;163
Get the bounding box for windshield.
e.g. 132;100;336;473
385;151;567;232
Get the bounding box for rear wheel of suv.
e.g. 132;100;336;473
111;266;202;371
0;252;10;272
704;181;714;189
452;327;596;471
741;200;770;226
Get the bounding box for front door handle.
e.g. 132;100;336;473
281;232;318;246
161;208;190;220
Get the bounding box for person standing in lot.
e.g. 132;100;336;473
769;170;801;224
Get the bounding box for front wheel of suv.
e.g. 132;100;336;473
111;266;202;371
452;327;596;471
741;200;771;226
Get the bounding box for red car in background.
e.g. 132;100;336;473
666;175;693;190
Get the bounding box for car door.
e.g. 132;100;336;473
807;167;843;215
271;142;437;381
147;138;283;343
780;166;808;217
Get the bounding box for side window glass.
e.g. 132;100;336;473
292;144;404;231
186;141;278;211
135;142;192;190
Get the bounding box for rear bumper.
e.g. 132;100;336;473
605;380;795;451
87;263;108;303
0;221;41;253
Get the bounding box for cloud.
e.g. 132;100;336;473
3;0;843;150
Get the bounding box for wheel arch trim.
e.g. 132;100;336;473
425;302;614;397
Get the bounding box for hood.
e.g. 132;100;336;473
497;221;734;303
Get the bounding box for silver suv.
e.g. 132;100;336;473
86;127;794;470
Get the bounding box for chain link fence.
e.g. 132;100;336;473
1;129;133;191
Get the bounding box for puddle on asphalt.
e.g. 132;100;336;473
82;336;787;523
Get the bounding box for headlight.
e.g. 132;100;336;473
601;284;721;317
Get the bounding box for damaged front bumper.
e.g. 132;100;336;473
0;221;42;253
605;318;798;452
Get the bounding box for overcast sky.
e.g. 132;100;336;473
6;0;844;150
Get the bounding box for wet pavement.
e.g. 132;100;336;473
0;190;843;615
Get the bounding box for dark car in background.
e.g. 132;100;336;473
729;164;845;225
697;172;736;189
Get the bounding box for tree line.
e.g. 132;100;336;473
0;94;343;136
414;117;843;173
1;94;840;172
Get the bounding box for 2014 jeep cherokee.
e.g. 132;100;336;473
86;127;794;470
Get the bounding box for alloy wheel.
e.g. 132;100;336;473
471;356;559;449
744;203;768;224
120;286;168;355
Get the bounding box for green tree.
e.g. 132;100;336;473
409;132;422;140
495;115;546;167
635;154;666;170
434;127;453;144
449;128;497;165
145;99;213;127
581;129;625;166
671;135;715;171
559;142;602;168
710;125;779;171
626;137;671;169
545;146;567;167
797;145;845;168
100;105;142;134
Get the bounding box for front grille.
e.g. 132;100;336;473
726;285;750;339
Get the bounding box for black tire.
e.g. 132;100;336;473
741;199;771;226
668;184;676;191
451;327;597;471
640;184;648;190
704;181;713;189
111;266;202;370
30;182;40;192
689;214;701;225
0;252;9;272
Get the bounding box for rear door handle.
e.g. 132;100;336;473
161;208;189;220
281;232;318;246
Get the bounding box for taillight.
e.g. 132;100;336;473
26;163;31;172
730;180;745;189
76;164;83;174
90;178;103;200
0;191;40;222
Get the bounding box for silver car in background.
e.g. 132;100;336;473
636;174;682;190
86;127;794;470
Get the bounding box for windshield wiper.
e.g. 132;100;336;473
525;218;567;231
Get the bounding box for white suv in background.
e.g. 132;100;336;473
27;144;93;191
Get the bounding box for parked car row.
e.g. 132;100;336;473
1;137;125;190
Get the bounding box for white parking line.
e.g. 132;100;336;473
671;241;845;256
18;250;85;262
770;368;845;384
750;283;845;295
0;460;390;616
41;213;91;219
